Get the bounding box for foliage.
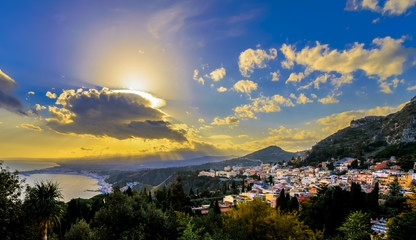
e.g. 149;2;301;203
406;188;416;211
338;211;371;240
64;219;93;240
0;162;26;240
24;180;64;240
300;184;374;237
386;211;416;240
223;197;322;240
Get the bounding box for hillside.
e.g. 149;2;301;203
306;96;416;165
104;145;296;188
243;145;297;162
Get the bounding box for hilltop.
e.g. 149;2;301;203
305;96;416;165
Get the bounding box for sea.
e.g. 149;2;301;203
2;160;102;202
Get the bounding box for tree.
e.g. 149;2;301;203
368;182;379;213
64;219;92;240
338;211;371;240
388;178;402;197
276;188;287;211
406;188;416;211
0;161;25;240
24;180;64;240
223;197;322;239
386;211;416;240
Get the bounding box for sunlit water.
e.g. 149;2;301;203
2;160;102;202
22;174;101;202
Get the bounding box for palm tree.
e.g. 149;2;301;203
24;180;64;240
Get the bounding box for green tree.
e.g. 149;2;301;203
276;188;287;211
0;161;25;240
338;211;371;240
368;182;379;213
24;180;64;240
64;219;92;240
389;178;402;197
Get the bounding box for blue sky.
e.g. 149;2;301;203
1;0;416;160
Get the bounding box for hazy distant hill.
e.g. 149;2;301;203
306;96;416;164
243;146;297;163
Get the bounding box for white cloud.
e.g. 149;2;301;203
210;67;226;82
286;72;305;84
346;0;416;15
331;74;354;88
198;118;205;123
217;86;227;92
234;94;294;119
380;78;400;93
28;91;35;95
298;73;331;90
239;48;277;77
233;80;258;94
35;104;47;111
280;37;415;92
318;94;340;104
270;71;280;81
46;91;57;99
193;69;204;85
281;37;414;80
290;93;313;104
211;116;240;126
407;85;416;91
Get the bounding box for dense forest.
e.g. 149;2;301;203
2;161;416;240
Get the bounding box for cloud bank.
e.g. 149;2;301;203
46;88;186;141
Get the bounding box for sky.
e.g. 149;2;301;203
1;0;416;161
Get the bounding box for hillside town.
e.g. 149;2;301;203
194;157;416;235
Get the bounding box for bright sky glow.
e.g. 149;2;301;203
0;0;416;160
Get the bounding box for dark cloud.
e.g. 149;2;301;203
46;88;187;141
0;69;26;115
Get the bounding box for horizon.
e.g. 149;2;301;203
1;0;416;162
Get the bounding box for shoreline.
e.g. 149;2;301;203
20;168;113;194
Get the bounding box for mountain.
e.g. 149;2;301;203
306;96;416;164
243;146;297;163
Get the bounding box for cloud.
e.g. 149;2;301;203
211;115;240;126
233;80;258;94
198;118;205;123
46;88;186;141
318;94;340;104
207;134;233;139
280;37;415;83
147;3;197;39
316;102;407;133
407;85;416;91
20;123;42;132
0;69;25;115
290;93;313;104
331;74;354;88
210;67;226;82
286;72;305;84
193;69;204;85
298;73;331;90
234;94;294;119
217;86;227;92
28;91;35;95
35;104;47;111
346;0;416;15
380;78;400;93
46;91;57;99
238;48;277;77
270;71;280;81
